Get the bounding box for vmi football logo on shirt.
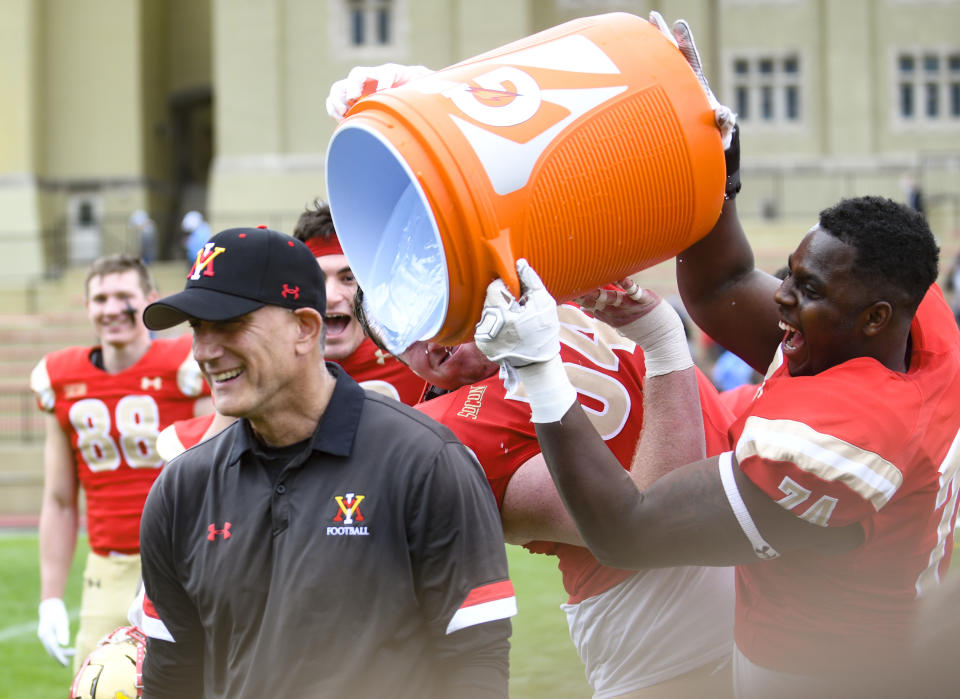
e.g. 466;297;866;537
327;493;369;536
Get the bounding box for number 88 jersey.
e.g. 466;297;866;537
31;334;208;555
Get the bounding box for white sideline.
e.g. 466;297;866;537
0;609;79;642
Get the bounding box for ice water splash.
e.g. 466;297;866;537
363;183;446;354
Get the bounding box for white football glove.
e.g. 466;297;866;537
326;63;434;123
475;259;577;423
475;259;561;367
648;11;736;148
37;597;74;666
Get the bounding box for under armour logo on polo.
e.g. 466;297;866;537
281;284;300;299
208;522;232;541
374;349;389;366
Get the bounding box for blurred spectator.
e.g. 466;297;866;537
712;349;759;391
901;175;925;218
129;210;156;266
945;251;960;326
181;211;210;266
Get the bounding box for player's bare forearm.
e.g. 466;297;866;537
534;403;648;563
677;200;755;304
500;453;584;546
38;500;78;599
630;366;704;491
627;458;760;566
535;404;760;568
38;414;79;599
676;199;783;372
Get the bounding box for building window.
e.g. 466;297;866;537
897;49;960;122
347;0;393;47
728;53;802;125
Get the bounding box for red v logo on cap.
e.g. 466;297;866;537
188;243;226;280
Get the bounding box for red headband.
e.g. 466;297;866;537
305;235;344;258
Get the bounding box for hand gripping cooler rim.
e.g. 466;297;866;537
326;11;725;352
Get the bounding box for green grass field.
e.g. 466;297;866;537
0;534;590;698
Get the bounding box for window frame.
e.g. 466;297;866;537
724;49;806;130
892;46;960;128
331;0;404;59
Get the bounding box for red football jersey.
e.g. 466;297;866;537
719;382;761;418
337;336;427;406
155;412;217;463
31;334;208;554
731;286;960;673
418;304;735;603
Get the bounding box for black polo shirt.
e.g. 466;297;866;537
140;365;514;698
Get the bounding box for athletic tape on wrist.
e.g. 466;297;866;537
718;452;780;560
617;302;693;377
514;355;578;424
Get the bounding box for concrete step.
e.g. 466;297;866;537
0;259;190;315
0;314;92;393
0;443;44;516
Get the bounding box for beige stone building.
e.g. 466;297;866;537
1;0;959;285
1;0;959;522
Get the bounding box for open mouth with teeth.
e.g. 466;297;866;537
210;367;243;383
325;313;351;335
779;320;804;355
436;345;459;366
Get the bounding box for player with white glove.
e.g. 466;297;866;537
474;259;709;557
645;9;741;200
38;596;75;666
474;260;576;424
647;10;736;148
475;261;697;416
325;62;433;123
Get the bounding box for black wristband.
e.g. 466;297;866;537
725;124;741;200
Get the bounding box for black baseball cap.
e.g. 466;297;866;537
143;227;326;330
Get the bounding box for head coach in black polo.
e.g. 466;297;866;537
136;226;516;698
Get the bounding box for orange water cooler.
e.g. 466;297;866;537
326;11;725;353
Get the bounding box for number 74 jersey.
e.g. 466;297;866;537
730;286;960;673
30;334;208;554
